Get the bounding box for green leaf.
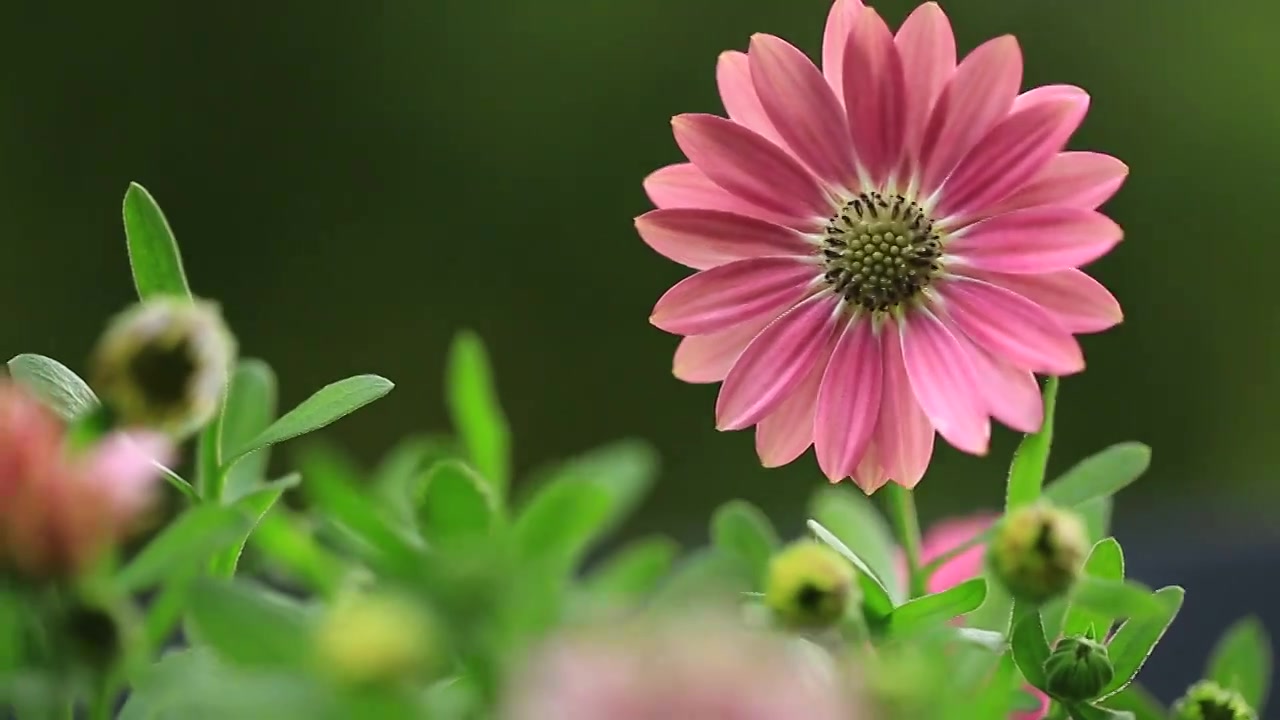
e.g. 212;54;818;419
1079;496;1115;543
807;519;895;620
116;505;250;592
247;509;346;597
1010;603;1051;690
446;331;511;498
187;578;313;669
418;460;497;547
123;182;192;300
6;354;99;420
1101;684;1167;720
551;440;657;531
888;578;988;635
810;485;900;601
513;475;613;576
1062;538;1126;637
372;434;459;527
1006;377;1058;511
1044;443;1151;509
228;374;393;463
652;547;749;607
710;500;779;588
1206;616;1272;710
1067;703;1135;720
210;474;302;577
584;536;679;601
219;359;279;503
1101;586;1184;697
120;649;329;720
1069;577;1162;625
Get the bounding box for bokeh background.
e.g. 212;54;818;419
2;0;1277;710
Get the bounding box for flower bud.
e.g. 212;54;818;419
1172;680;1257;720
765;541;856;628
314;592;439;687
988;504;1088;604
90;298;235;436
1042;636;1113;701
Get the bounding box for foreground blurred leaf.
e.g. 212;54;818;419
1101;684;1166;720
229;375;394;464
210;474;302;578
220;359;279;503
1061;538;1126;638
1079;496;1115;543
711;500;779;588
584;536;679;602
1067;704;1135;720
117;505;249;591
514;475;612;576
6;354;99;420
1206;616;1272;711
447;331;511;498
249;509;347;596
123;182;192;300
810;486;899;601
1006;377;1058;511
888;579;987;635
418;460;497;547
188;578;313;669
1044;443;1151;508
550;440;657;532
373;434;459;528
807;519;894;620
1010;604;1051;690
120;649;329;720
652;547;748;607
1101;586;1185;697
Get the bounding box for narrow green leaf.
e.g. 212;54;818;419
711;500;779;587
219;359;279;503
116;505;250;592
584;536;679;601
1044;443;1151;509
418;460;497;547
513;475;613;576
652;547;749;608
1067;703;1135;720
123;182;192;300
1206;616;1272;710
187;578;313;669
807;519;894;620
1062;538;1126;637
372;434;459;527
1069;577;1162;624
1006;377;1059;511
551;440;657;532
1079;496;1115;543
888;578;988;635
1101;586;1185;697
248;509;346;597
1010;603;1051;690
810;485;900;601
6;354;99;420
446;331;511;498
1101;684;1167;720
209;474;302;577
229;375;393;463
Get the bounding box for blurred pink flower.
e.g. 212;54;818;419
502;618;863;720
639;0;1126;491
0;383;171;579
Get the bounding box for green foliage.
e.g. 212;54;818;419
446;330;511;499
1206;616;1272;711
5;354;99;420
710;500;779;587
123;183;192;301
1006;377;1059;511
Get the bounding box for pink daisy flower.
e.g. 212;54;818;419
638;0;1126;491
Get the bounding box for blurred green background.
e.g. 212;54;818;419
2;0;1277;539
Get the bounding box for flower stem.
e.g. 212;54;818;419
885;484;927;598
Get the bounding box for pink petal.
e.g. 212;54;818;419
754;341;832;467
900;310;990;455
957;333;1044;433
1011;84;1088;113
988;152;1129;216
673;314;775;384
939;276;1084;375
842;8;907;186
815;317;882;482
821;0;866;100
716;51;786;149
895;2;956;174
650;257;818;335
642;163;803;228
852;440;891;494
716;294;840;430
672;114;834;221
635;209;815;270
918;36;1023;197
875;319;935;487
750;34;857;187
947;207;1123;273
963;268;1123;334
937;88;1090;222
87;431;172;513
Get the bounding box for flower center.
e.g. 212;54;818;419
820;191;943;312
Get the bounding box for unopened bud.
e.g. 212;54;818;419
1173;680;1257;720
765;541;856;628
314;592;438;687
988;504;1088;604
91;298;234;436
1042;636;1113;701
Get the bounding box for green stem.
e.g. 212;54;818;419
885;484;927;598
